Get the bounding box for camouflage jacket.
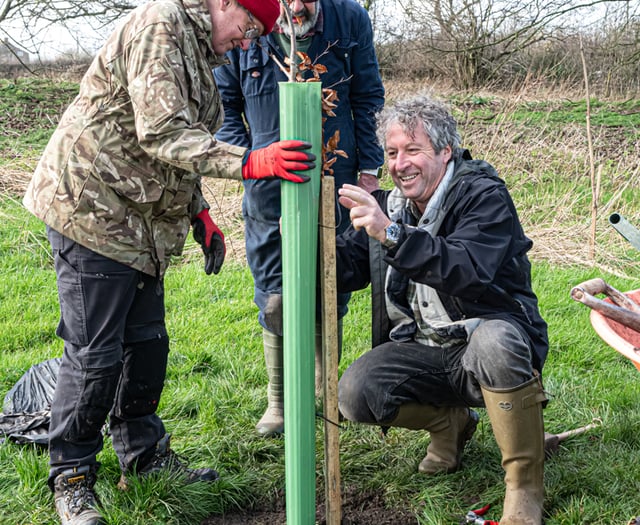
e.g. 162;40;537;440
23;0;247;277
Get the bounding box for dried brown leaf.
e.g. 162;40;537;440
313;64;328;75
325;130;341;151
334;149;348;159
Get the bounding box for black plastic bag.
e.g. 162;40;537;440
0;357;60;446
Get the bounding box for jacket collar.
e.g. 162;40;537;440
179;0;229;64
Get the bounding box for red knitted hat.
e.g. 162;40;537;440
237;0;280;35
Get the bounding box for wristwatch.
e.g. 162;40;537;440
360;167;383;178
383;222;401;248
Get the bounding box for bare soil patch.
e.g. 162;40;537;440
201;486;419;525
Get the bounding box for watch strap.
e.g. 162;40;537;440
360;168;382;178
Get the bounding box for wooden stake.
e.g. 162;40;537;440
319;175;341;525
544;418;602;458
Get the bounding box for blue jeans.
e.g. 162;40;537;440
47;228;168;486
338;319;535;425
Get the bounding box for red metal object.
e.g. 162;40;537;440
465;504;500;524
570;278;640;371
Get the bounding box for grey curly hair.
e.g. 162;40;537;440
376;94;461;154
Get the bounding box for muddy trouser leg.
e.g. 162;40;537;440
107;272;168;473
339;319;539;496
338;339;470;428
110;337;168;473
46;228;166;489
338;319;535;424
337;337;478;474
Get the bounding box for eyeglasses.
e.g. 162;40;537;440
238;6;261;40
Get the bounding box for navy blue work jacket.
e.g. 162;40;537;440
213;0;385;219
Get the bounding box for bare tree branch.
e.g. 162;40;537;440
389;0;639;88
0;0;138;59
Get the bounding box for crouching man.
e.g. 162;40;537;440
335;94;549;525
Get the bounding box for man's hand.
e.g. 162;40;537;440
192;209;226;275
242;140;315;183
357;172;380;193
338;184;391;242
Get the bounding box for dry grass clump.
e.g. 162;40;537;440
0;167;32;195
457;101;640;280
201;178;247;263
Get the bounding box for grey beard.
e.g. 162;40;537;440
278;10;319;38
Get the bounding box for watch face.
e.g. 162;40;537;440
384;223;401;246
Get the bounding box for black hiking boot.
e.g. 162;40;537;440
53;465;104;525
117;434;219;490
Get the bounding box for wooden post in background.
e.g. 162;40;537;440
319;174;341;525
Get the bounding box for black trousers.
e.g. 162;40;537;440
47;228;169;487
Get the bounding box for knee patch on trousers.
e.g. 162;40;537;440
64;360;123;442
113;336;169;420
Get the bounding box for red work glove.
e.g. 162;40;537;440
242;140;315;183
192;209;226;275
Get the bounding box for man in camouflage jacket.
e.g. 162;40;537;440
22;0;315;523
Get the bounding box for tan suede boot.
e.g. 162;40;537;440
389;403;479;475
255;329;284;437
481;376;547;525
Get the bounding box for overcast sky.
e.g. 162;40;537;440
1;0;622;62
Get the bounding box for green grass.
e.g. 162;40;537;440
5;225;640;525
449;93;640;129
3;184;640;525
1;77;640;524
510;99;640;127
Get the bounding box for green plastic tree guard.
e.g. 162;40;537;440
280;80;322;525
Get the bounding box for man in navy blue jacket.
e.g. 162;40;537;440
214;0;385;436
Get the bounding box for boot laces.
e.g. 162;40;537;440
58;472;98;517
